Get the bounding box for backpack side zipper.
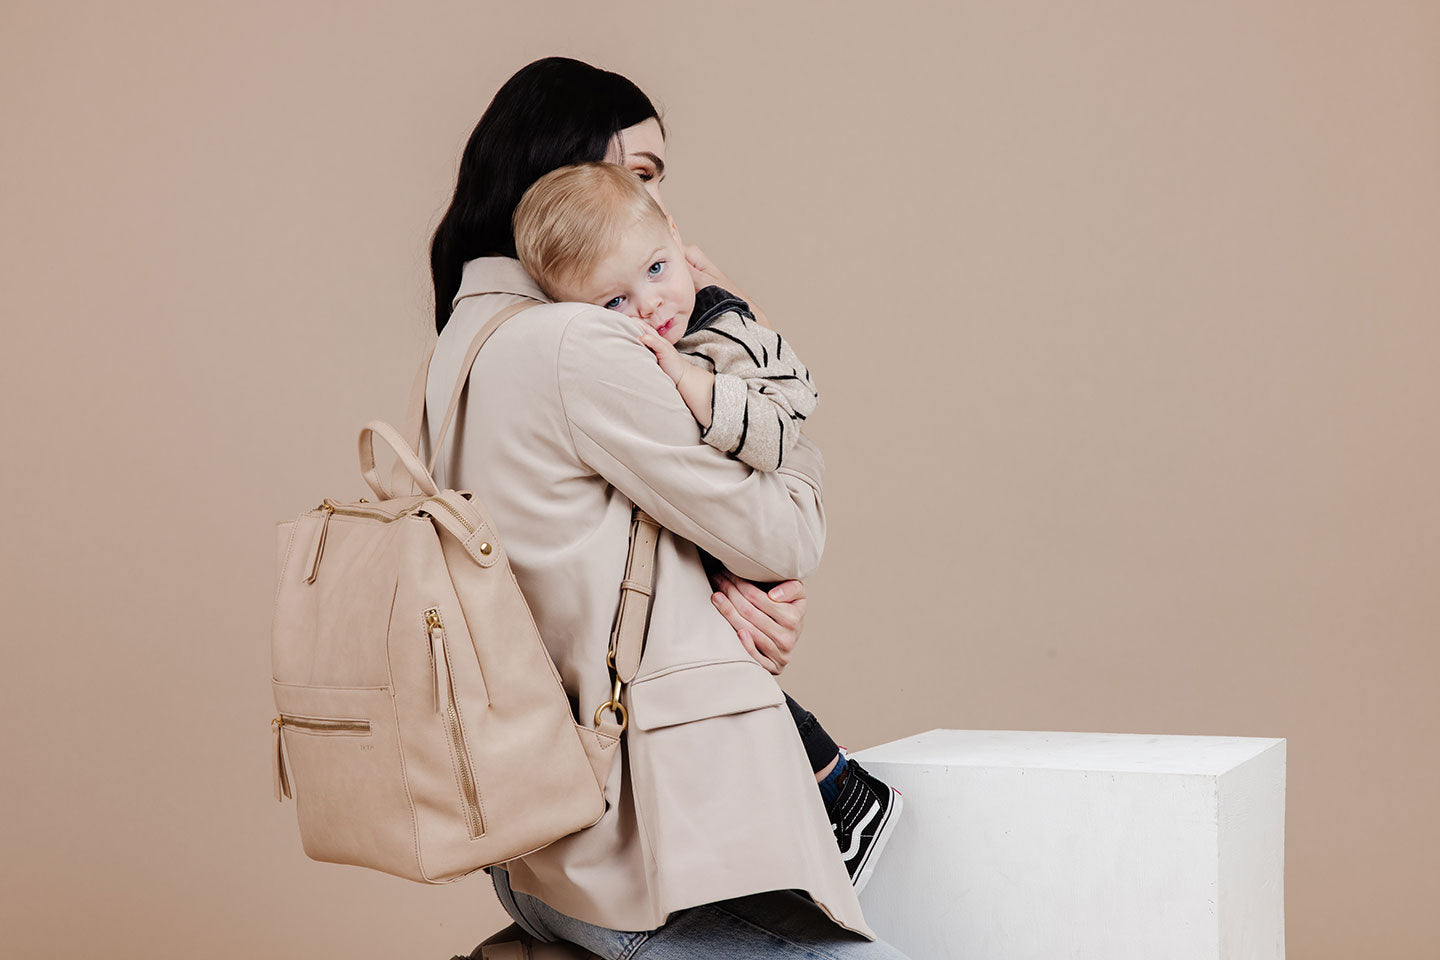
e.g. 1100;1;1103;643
425;607;483;839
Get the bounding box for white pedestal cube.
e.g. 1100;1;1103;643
850;730;1285;960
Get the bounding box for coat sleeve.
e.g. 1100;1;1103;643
682;311;819;472
557;306;826;582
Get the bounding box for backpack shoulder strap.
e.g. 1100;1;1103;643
612;509;659;684
397;298;660;735
426;299;539;475
390;298;540;495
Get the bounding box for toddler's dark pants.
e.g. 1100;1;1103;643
784;693;841;774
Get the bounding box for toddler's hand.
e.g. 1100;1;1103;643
635;324;690;385
636;323;714;428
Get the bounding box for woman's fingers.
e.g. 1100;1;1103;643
682;243;772;330
711;588;781;674
707;567;810;677
683;243;715;273
716;573;792;653
768;578;806;605
686;259;719;290
683;243;728;289
720;571;806;637
714;576;795;670
737;626;780;676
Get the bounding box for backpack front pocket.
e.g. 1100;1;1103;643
273;714;373;804
271;683;418;876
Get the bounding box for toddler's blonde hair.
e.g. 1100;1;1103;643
514;162;670;301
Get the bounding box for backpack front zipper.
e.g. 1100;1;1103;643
272;713;373;803
276;714;371;734
303;497;476;584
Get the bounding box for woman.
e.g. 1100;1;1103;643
424;58;909;959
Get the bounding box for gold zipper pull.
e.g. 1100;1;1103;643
272;717;292;802
425;609;447;716
303;503;334;585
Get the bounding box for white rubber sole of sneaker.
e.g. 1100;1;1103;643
851;787;903;896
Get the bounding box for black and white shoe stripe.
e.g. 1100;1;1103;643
828;757;904;894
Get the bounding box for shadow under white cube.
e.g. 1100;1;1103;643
850;730;1285;960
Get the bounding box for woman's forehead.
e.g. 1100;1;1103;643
610;117;666;164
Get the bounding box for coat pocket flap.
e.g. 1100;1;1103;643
628;659;785;732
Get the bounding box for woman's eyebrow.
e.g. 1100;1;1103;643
633;151;665;177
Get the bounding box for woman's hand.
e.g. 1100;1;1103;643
683;244;773;330
683;243;730;291
708;569;807;675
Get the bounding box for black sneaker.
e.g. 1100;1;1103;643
827;757;903;893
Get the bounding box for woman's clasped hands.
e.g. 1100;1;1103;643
708;570;806;676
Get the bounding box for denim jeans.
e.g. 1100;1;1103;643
784;692;841;774
489;865;911;959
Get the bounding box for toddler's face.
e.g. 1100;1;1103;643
562;219;695;345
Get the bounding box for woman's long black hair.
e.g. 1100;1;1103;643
429;57;663;333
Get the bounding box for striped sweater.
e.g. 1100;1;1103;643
676;286;818;472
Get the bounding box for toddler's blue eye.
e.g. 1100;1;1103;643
604;296;624;310
648;261;664;277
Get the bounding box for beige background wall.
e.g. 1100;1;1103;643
2;1;1436;956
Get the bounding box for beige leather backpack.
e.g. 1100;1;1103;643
271;301;657;884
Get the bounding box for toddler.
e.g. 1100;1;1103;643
513;162;902;892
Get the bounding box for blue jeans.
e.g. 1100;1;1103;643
489;865;911;959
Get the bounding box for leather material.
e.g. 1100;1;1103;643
389;299;536;500
361;419;440;500
270;299;658;884
427;300;539;477
475;923;601;959
611;509;658;683
478;942;528;960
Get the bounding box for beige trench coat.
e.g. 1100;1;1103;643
420;257;873;939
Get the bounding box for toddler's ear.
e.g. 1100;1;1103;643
666;214;682;245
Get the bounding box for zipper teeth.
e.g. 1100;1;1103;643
426;608;483;838
421;496;476;534
447;699;482;837
277;714;371;733
319;499;405;521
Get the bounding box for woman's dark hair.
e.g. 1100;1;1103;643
429;57;663;333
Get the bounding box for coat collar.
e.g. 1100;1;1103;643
453;257;551;309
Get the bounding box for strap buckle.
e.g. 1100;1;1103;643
594;650;627;731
